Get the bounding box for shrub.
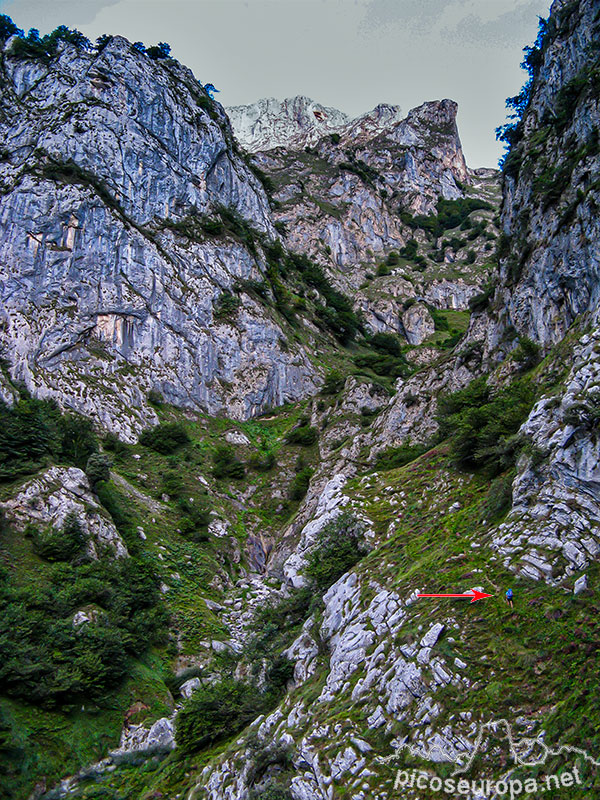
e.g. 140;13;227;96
399;239;419;260
428;307;450;332
482;474;514;521
147;388;164;406
94;480;135;543
404;198;493;239
512;336;542;371
469;282;496;313
353;352;411;380
304;512;367;591
374;443;426;471
248;450;276;472
145;41;171;59
330;133;341;145
85;453;112;487
289;466;313;500
212;445;245;479
247;740;294;791
103;431;129;457
0;523;167;707
10;23;91;61
161;470;184;498
321;370;345;395
176;679;267;753
178;496;212;541
437;376;536;475
95;34;112;52
265;655;295;691
31;513;87;563
0;394;101;481
58;414;98;469
0;14;21;40
368;332;402;356
139;422;190;454
285;252;361;344
214;290;241;320
286;425;318;446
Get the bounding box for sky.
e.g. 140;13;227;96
0;0;551;167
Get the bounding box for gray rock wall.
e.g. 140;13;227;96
0;36;319;438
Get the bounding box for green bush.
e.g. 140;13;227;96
103;431;129;457
0;525;166;706
403;197;492;238
0;394;100;481
10;23;90;61
321;370;345;395
399;239;419;260
248;450;276;472
212;445;245;479
178;501;212;542
85;453;112;487
286;425;318;446
512;336;542;371
289;466;313;500
304;512;367;591
214;290;241;320
469;282;496;313
139;422;190;454
353;352;410;380
482;474;514;521
284;251;361;344
147;389;164;406
161;470;184;498
368;333;402;356
94;480;135;543
437;376;536;475
31;513;86;563
427;306;450;332
58;414;98;469
374;443;426;471
266;655;295;691
176;679;267;753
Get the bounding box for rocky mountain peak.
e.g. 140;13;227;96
227;94;405;152
226;95;351;152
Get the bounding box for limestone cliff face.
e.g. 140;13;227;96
256;99;469;274
227;95;354;152
251;99;498;341
0;36;319;438
490;0;600;349
227;95;406;154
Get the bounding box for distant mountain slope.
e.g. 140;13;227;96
227;95;403;152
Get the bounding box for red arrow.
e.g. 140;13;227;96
417;589;493;604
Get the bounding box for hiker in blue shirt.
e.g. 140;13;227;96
505;588;514;609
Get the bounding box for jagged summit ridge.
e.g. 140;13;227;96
227;94;403;152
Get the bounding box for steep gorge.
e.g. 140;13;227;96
0;2;599;799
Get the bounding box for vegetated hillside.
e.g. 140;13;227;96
0;1;599;798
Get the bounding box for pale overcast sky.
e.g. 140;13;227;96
0;0;551;166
